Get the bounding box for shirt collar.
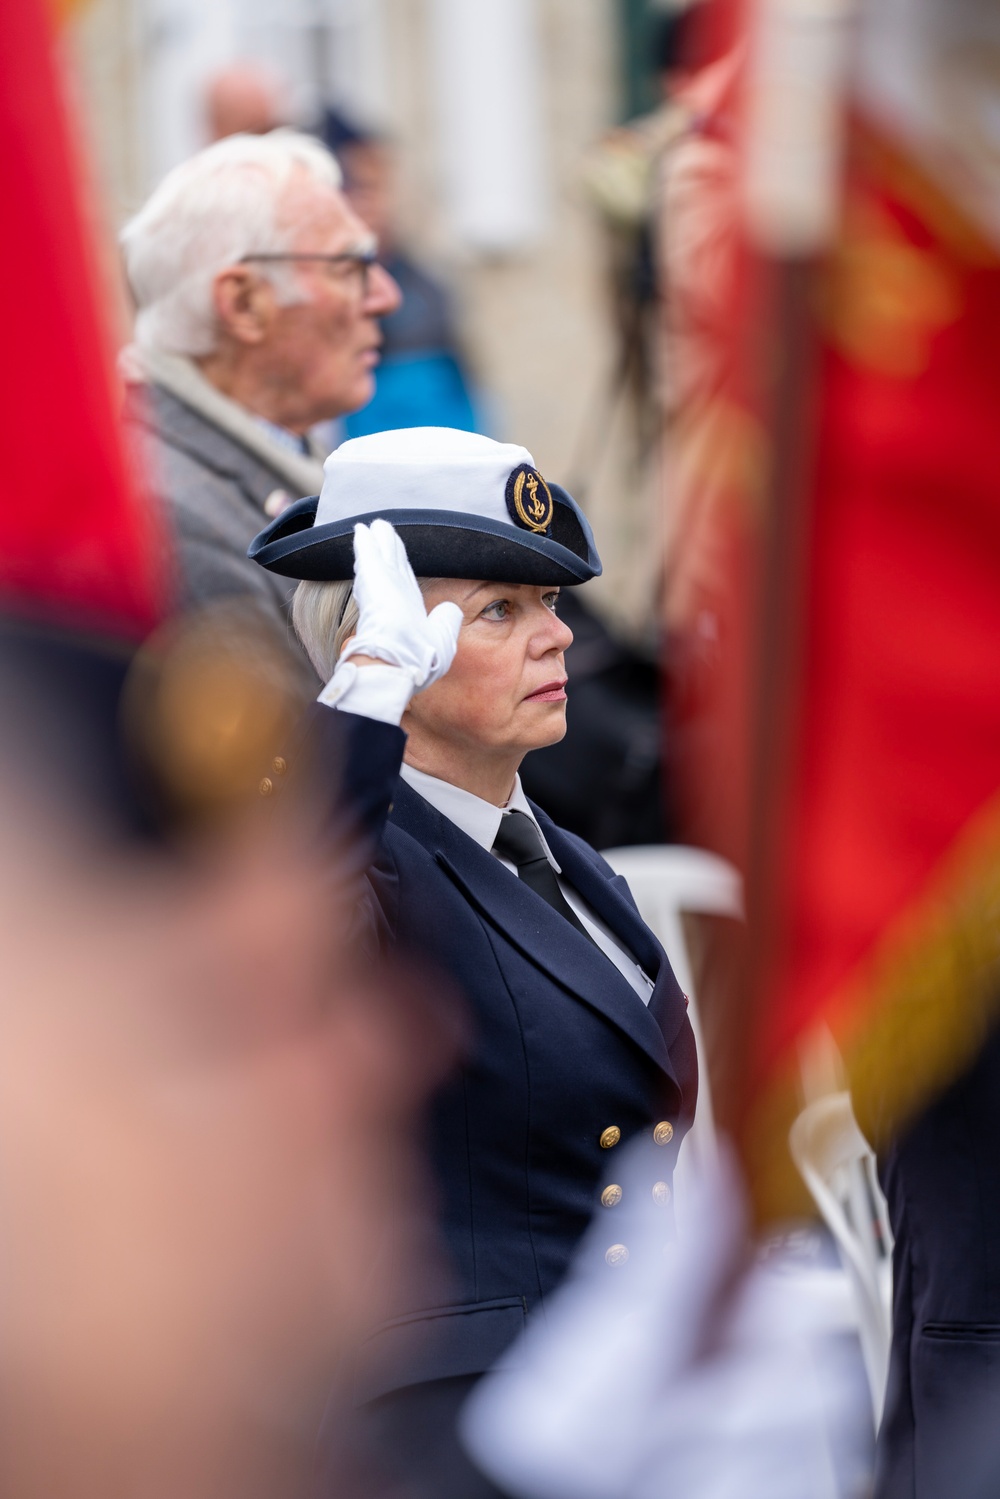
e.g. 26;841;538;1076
398;763;561;871
252;414;311;457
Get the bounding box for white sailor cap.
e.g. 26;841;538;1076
248;426;601;586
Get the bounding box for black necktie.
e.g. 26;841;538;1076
492;810;596;946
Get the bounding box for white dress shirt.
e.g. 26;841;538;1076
399;764;655;1005
252;413;312;457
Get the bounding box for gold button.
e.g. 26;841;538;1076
272;755;287;775
388;802;394;814
599;1125;621;1149
653;1121;674;1146
258;776;274;797
652;1181;671;1206
601;1184;623;1208
605;1243;629;1267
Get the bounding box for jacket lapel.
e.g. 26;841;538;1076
532;811;691;1050
392;782;677;1085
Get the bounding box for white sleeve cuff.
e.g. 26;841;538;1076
317;660;416;726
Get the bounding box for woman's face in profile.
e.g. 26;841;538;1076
404;579;574;761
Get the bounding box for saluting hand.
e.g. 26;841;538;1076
340;519;462;693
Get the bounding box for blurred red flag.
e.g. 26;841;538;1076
750;123;1000;1209
664;3;1000;1215
0;0;165;636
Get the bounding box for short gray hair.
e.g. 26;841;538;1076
121;129;342;359
292;576;442;682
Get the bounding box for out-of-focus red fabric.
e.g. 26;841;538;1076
0;0;165;635
762;132;1000;1071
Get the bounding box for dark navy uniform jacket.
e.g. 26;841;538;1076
875;1021;1000;1499
312;703;698;1403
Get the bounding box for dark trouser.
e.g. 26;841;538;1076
318;1375;512;1499
363;1375;511;1499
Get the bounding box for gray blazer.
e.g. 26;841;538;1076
124;382;322;695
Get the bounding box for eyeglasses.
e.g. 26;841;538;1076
238;248;379;296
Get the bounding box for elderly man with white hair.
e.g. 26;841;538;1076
121;129;400;686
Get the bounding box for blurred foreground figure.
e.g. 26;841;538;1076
0;626;452;1499
120;131;401;694
463;1143;870;1499
204;63;289;141
1;2;449;1491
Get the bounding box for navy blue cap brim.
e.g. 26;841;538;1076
247;488;602;587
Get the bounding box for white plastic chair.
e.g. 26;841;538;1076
789;1091;894;1425
599;844;744;1191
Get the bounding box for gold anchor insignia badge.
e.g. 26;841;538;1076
511;466;553;533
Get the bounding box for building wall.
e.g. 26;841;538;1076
383;0;648;628
393;0;617;468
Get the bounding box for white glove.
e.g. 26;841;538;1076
340;519;462;687
317;519;463;726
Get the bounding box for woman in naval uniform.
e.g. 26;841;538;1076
249;426;697;1498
